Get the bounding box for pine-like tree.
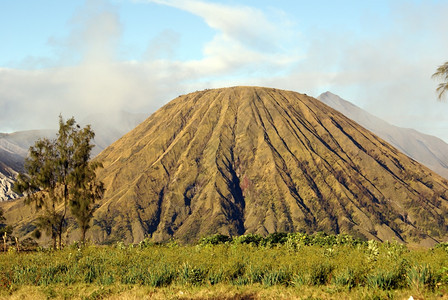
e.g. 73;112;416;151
14;136;62;249
69;125;104;244
13;116;104;248
0;207;12;236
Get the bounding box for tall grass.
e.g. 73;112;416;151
1;232;448;298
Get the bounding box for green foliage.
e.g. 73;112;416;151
261;232;288;247
225;232;366;249
366;240;380;263
13;115;104;248
309;263;334;286
69;124;104;244
0;208;12;237
367;259;408;290
180;263;208;285
262;269;291;286
432;61;448;100
1;235;448;298
138;238;155;249
333;268;359;289
434;241;448;253
407;264;438;291
232;233;263;245
198;234;231;246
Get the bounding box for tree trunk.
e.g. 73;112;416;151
57;182;69;249
81;228;86;245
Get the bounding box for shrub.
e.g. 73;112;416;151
333;268;357;289
232;234;263;246
180;263;208;285
309;263;334;286
148;266;175;287
407;264;437;291
245;265;267;284
198;234;231;246
367;260;408;290
262;269;291;286
261;232;288;247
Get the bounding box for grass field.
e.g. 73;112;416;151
1;233;448;299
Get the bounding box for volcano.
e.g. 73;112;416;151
81;86;448;245
4;86;448;246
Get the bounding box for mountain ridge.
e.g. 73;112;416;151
3;86;448;247
318;92;448;179
87;86;448;245
0;112;146;201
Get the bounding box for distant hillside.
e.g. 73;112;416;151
0;130;55;201
318;92;448;179
0;111;146;201
4;86;445;246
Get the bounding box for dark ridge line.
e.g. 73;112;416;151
212;97;246;234
261;91;330;211
146;187;165;236
263;89;388;226
330;116;423;199
213;179;245;235
157;90;225;177
254;93;296;229
252;90;314;220
270;91;358;172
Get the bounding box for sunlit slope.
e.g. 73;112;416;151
318;91;448;179
91;87;448;245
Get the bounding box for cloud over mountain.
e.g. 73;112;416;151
1;0;448;143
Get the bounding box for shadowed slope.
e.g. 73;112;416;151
84;87;448;245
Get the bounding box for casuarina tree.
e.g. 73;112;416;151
14;116;104;248
69;125;104;244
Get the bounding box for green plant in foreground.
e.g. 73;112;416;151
1;233;448;299
407;264;438;291
309;263;334;286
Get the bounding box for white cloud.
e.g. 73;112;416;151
0;0;157;132
3;0;448;145
145;0;301;78
0;0;301;133
148;0;288;51
260;1;448;141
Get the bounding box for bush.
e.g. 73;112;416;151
367;260;408;290
262;269;291;286
261;232;288;247
407;264;437;291
198;234;231;246
309;263;334;286
148;266;175;287
232;234;263;246
180;263;208;285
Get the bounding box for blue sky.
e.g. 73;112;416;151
1;0;448;142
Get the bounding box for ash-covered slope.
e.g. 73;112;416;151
0;112;146;201
318;91;448;179
0;130;55;201
86;87;448;245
